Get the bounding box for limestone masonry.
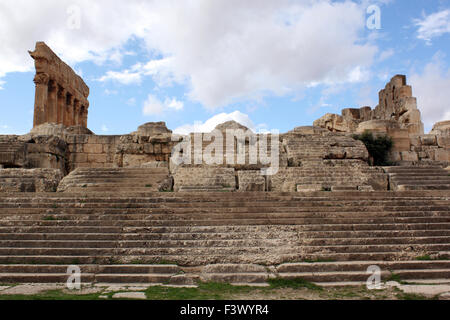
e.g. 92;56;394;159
0;42;448;192
29;42;89;129
0;42;449;288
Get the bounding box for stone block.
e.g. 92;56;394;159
437;136;450;148
68;144;84;153
84;143;103;154
297;184;322;192
87;153;107;163
238;170;266;191
420;135;437;146
400;151;419;162
434;148;450;162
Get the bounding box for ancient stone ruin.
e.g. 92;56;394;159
0;42;449;287
29;42;89;129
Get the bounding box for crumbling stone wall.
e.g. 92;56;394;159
314;75;424;136
0;168;63;192
0;135;67;173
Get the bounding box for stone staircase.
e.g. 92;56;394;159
270;160;388;192
385;166;450;191
0;191;448;286
57;167;170;193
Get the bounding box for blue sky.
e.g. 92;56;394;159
0;0;449;135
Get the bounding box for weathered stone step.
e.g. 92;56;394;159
0;243;447;256
397;185;450;191
1;200;448;209
390;176;450;181
298;230;450;239
276;261;450;273
303;236;450;246
0;238;293;249
277;269;450;283
1;216;449;227
0;252;444;266
0;264;180;274
2;210;448;220
0;229;447;241
0;222;448;233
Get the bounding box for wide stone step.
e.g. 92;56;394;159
0;264;180;274
1;216;449;227
277;269;450;283
303;236;450;246
276;261;450;273
0;238;293;248
2;210;448;220
397;185;450;191
0;252;445;265
0;222;448;233
0;229;447;241
0;243;447;256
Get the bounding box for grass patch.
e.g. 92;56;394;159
42;216;56;221
0;289;102;301
386;272;408;285
416;254;432;261
144;282;255;300
267;278;323;291
145;184;153;188
396;293;433;300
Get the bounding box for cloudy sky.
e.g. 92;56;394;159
0;0;449;135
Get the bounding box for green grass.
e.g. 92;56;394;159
42;216;56;221
145;184;153;188
0;290;102;301
416;255;432;261
396;293;433;300
267;278;323;291
145;282;255;300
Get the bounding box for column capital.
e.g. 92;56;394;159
33;73;49;85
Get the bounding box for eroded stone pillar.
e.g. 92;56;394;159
81;106;88;127
33;73;50;127
47;80;58;124
73;100;81;126
57;86;66;124
64;93;74;126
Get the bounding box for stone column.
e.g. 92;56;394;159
64;93;74;126
47;80;58;124
73;100;80;126
81;106;88;127
32;73;50;127
57;86;66;125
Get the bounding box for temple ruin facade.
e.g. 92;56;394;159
0;42;449;290
29;42;89;129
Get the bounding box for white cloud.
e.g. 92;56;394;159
0;125;10;134
0;0;376;110
101;124;109;132
173;111;259;134
378;48;395;62
126;97;136;106
142;94;184;116
409;53;450;128
415;9;450;44
104;89;118;95
98;70;142;85
98;57;175;86
0;80;5;90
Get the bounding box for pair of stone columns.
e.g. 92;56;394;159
33;73;88;128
